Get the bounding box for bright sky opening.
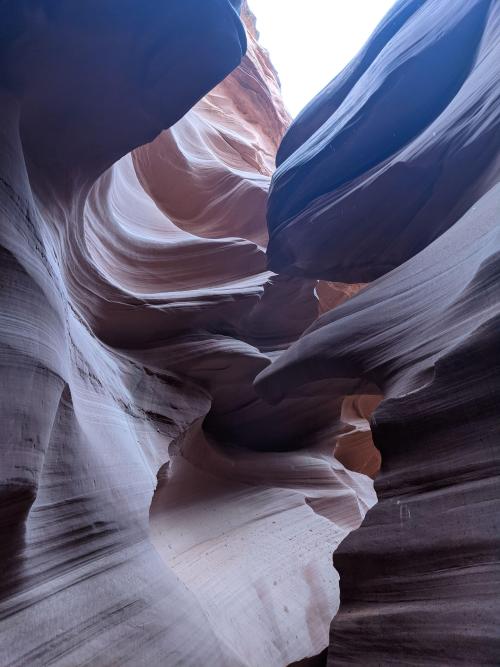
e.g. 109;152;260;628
248;0;396;117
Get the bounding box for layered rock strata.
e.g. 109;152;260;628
0;2;375;666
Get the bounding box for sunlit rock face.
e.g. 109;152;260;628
0;2;375;667
256;0;500;664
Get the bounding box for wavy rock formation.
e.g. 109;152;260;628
257;185;500;665
267;0;500;282
133;2;290;249
5;0;494;663
256;0;500;664
0;2;375;666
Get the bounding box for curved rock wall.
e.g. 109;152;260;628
267;0;500;282
0;2;375;666
3;0;495;664
257;184;500;665
257;0;500;664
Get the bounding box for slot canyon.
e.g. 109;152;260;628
0;1;498;666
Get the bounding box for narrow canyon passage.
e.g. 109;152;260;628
0;1;499;666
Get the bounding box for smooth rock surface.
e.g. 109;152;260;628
256;2;500;663
256;184;500;665
267;0;500;282
0;3;375;666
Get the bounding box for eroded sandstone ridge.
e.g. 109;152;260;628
0;2;375;666
257;0;500;664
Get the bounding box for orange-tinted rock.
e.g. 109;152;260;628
133;7;291;247
316;282;367;315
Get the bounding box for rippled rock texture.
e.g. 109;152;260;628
258;0;500;664
0;2;375;666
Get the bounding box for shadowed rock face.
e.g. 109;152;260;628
257;185;500;665
0;3;376;666
3;0;247;176
267;0;500;282
256;1;500;664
